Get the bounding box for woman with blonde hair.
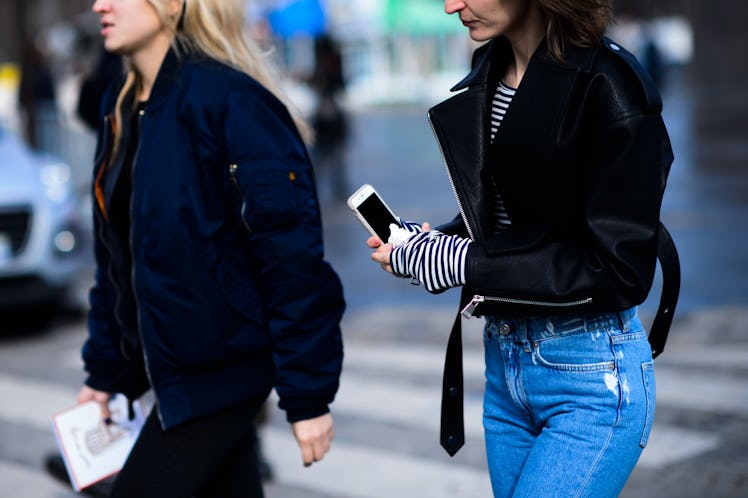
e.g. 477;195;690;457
79;0;345;495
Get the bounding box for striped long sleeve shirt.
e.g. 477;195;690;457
391;81;515;292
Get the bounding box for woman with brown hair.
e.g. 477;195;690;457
368;0;677;496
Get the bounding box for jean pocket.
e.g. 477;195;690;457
533;330;616;372
640;361;656;448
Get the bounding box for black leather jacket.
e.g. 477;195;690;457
430;37;674;317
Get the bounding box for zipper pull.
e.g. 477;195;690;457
461;295;484;319
228;163;253;234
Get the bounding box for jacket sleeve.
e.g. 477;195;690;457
223;87;345;423
465;70;673;312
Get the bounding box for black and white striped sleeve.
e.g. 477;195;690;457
390;230;471;293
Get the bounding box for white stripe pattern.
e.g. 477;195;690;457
388;82;517;292
390;230;471;292
490;81;516;141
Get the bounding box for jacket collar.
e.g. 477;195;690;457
145;43;186;111
450;37;511;92
450;36;596;93
428;37;598;247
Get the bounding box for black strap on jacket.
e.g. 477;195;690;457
649;223;680;358
439;222;680;456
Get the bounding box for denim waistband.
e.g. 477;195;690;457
485;307;639;342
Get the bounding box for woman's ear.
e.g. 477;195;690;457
170;0;186;30
169;0;184;18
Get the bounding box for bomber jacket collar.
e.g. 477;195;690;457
97;45;190;216
145;44;185;112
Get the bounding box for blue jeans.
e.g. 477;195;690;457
482;308;655;498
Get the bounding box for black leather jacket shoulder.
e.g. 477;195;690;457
429;37;674;315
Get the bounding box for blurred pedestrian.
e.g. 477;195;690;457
76;46;123;130
78;1;345;497
308;33;348;201
640;31;665;90
17;41;57;151
367;0;678;496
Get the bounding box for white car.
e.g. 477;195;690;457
0;125;92;310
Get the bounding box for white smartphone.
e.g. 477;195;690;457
347;184;400;241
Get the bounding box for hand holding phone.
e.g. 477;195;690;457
347;184;401;242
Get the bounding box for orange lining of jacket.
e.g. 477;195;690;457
94;115;117;221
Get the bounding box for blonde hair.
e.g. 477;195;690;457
112;0;310;156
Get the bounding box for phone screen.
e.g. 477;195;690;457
358;193;399;241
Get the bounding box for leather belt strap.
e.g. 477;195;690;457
439;222;680;455
440;288;470;456
649;222;680;358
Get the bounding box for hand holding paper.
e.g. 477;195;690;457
51;395;145;491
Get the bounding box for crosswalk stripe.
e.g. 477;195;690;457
344;342;485;380
654;368;748;416
0;373;492;497
0;365;728;476
659;346;748;368
0;461;73;497
0;375;77;430
334;373;485;438
637;425;719;469
261;428;492;498
344;341;748;381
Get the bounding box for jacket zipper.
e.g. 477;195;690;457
461;294;594;318
128;106;161;426
428;113;594;319
427;112;476;241
228;163;253;234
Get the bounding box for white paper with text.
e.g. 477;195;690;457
51;395;145;491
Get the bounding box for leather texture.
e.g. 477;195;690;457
430;36;674;316
432;36;680;456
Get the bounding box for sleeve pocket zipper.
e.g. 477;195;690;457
229;163;253;234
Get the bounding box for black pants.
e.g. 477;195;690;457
110;398;265;498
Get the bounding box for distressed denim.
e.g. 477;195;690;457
482;307;655;498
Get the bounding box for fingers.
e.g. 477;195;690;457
422;221;431;232
300;433;332;467
77;386;112;423
366;236;382;248
292;414;334;467
370;243;393;273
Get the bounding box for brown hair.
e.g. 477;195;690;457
536;0;613;61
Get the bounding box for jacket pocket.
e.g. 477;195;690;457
228;160;301;233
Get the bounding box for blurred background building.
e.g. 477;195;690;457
0;0;745;187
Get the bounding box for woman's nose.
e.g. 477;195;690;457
92;0;109;14
444;0;466;15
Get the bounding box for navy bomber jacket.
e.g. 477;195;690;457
82;47;345;428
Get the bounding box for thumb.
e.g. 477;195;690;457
94;392;112;423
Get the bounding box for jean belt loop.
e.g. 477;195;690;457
618;307;633;332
